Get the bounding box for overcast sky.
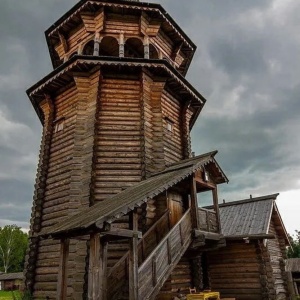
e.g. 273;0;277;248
0;0;299;235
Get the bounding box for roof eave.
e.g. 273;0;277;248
27;56;206;123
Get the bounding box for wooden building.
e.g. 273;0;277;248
286;258;300;297
24;0;229;299
207;194;290;300
0;272;23;291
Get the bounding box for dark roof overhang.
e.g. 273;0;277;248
45;0;196;73
27;56;206;127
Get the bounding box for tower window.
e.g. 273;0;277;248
165;117;174;133
54;118;65;133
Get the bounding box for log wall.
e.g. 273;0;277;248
94;77;143;201
208;241;264;300
267;220;289;299
162;91;184;165
32;71;102;299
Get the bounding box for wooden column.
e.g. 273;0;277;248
212;187;221;233
190;175;200;229
88;233;108;300
129;210;139;300
57;238;70;300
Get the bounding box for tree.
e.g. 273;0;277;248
0;225;28;273
287;230;300;258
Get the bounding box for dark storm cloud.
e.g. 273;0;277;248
0;0;299;229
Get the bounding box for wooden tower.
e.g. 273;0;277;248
25;0;228;299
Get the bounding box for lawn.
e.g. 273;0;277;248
0;291;21;300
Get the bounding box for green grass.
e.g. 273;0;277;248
0;291;21;300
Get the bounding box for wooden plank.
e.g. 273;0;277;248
129;210;139;300
56;238;70;300
88;233;102;300
190;176;200;229
212;187;221;233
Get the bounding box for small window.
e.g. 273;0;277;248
165;117;174;133
54;118;65;133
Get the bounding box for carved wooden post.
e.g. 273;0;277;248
119;32;125;57
144;36;150;59
57;238;70;300
212;187;221;233
93;32;100;56
190;175;200;229
129;210;139;300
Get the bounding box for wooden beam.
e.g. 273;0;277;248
57;238;70;300
129;210;139;300
58;31;68;53
194;230;223;241
101;228;142;239
190;175;200;229
212;187;221;233
88;233;102;300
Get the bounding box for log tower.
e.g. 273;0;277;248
25;0;227;299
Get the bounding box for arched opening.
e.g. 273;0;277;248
125;38;144;58
82;40;94;56
149;44;159;59
99;36;119;57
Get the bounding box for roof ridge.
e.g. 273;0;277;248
217;193;280;208
151;150;218;177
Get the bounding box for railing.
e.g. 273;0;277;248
198;208;219;233
107;210;170;299
138;209;192;300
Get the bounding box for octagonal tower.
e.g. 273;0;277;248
25;1;213;299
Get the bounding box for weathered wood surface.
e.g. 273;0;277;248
267;219;288;299
49;5;193;73
138;209;192;300
198;208;219;233
208;241;264;300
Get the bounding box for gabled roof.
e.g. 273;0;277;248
39;151;227;238
216;194;290;244
0;272;23;281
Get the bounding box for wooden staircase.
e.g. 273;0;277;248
107;209;192;300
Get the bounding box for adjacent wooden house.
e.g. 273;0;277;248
24;0;229;299
0;272;23;291
207;194;290;300
286;258;300;297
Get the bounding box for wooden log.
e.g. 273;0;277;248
57;238;70;300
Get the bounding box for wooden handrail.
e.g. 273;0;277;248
107;210;169;277
198;207;216;213
139;208;191;270
138;209;192;300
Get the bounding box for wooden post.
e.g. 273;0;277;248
212;187;221;233
88;233;102;300
102;239;108;300
57;238;70;300
190;175;200;229
129;210;139;300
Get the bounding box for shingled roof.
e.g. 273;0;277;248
39;151;228;238
0;272;23;281
216;194;289;244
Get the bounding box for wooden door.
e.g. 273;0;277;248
168;192;184;227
